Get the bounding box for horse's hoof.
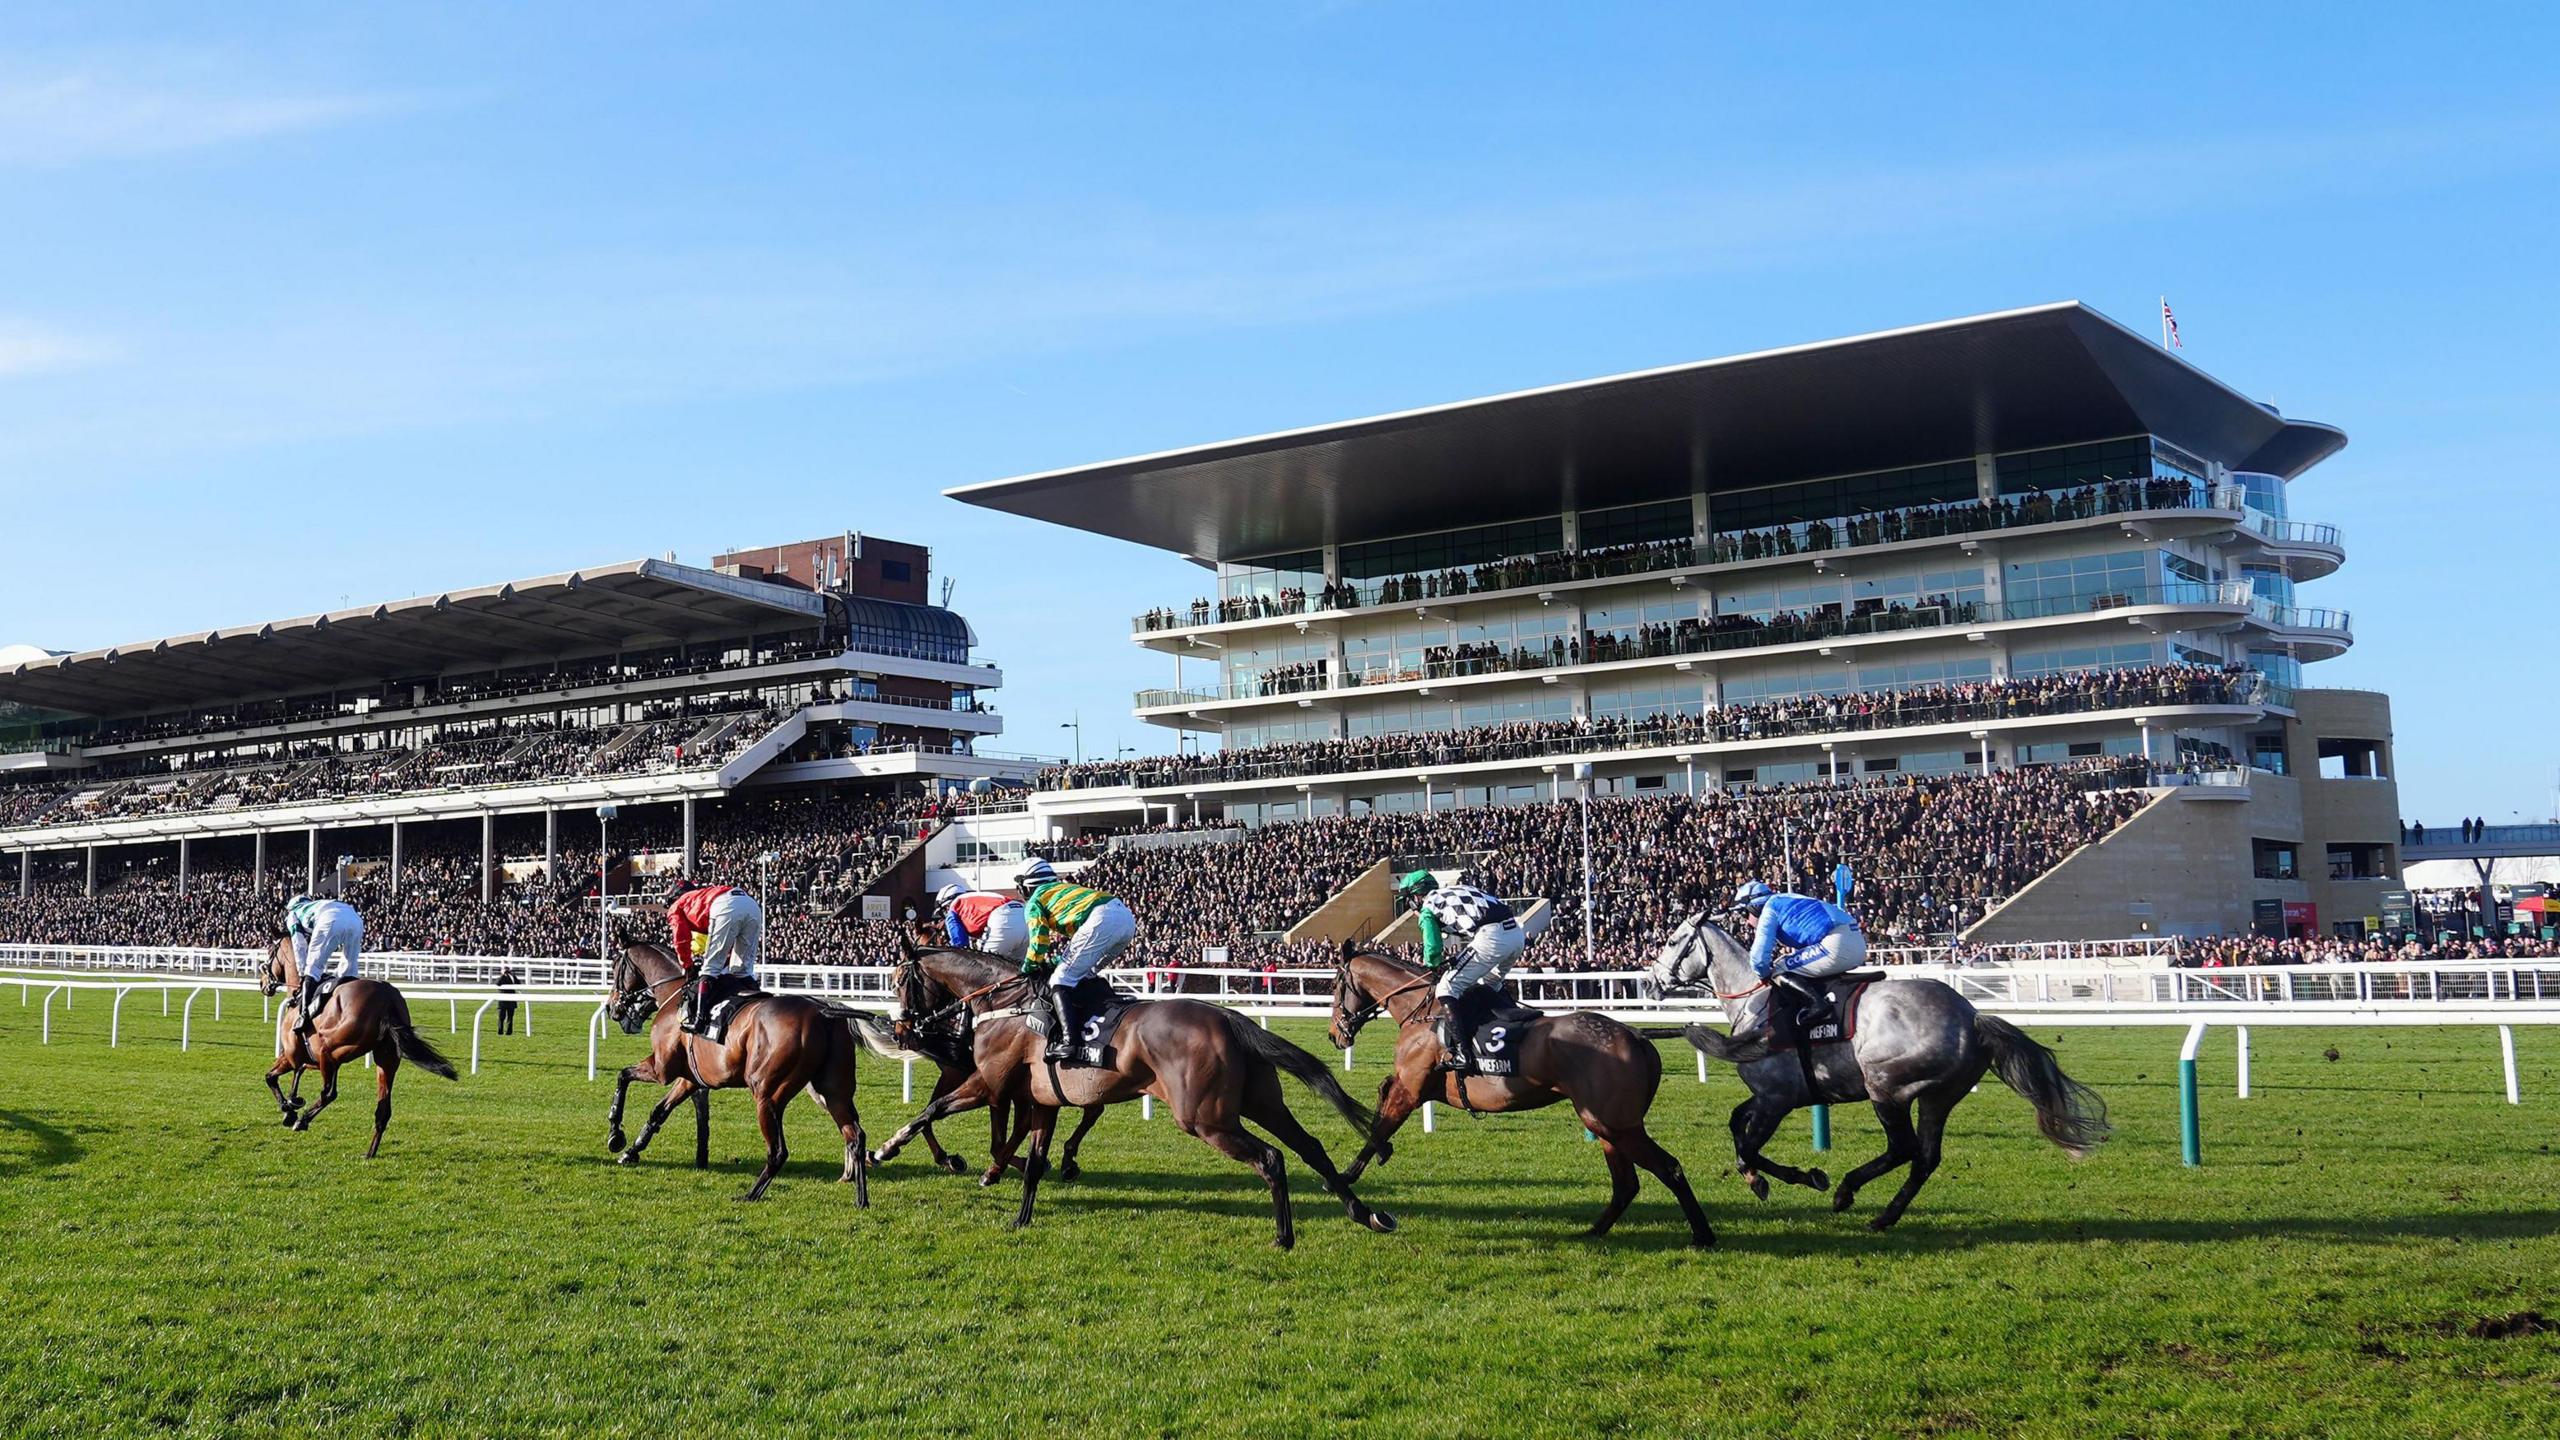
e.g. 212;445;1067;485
1867;1214;1899;1233
736;1191;764;1203
606;1135;627;1154
1006;1217;1033;1231
1057;1161;1081;1184
977;1171;1004;1189
615;1151;640;1166
1744;1173;1771;1201
1831;1189;1857;1213
280;1114;299;1129
1373;1143;1393;1168
1273;1235;1296;1251
1582;1223;1615;1239
1807;1168;1832;1194
1689;1232;1718;1250
1362;1209;1399;1235
867;1151;892;1167
937;1154;969;1174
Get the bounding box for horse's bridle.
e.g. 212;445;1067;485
888;954;1020;1043
607;954;689;1035
1329;959;1437;1044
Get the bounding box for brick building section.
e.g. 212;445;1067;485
712;534;932;604
713;534;971;754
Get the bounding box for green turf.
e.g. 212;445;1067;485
1;991;2555;1439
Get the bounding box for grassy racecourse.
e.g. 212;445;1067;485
1;995;2556;1439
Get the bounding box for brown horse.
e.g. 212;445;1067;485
604;941;873;1204
868;943;1396;1249
1327;944;1714;1247
258;939;458;1159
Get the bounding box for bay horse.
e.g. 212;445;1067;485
868;943;1396;1249
603;940;874;1204
258;939;458;1158
1647;912;2109;1229
1327;945;1715;1247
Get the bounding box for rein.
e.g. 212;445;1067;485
1335;964;1438;1037
894;959;1027;1034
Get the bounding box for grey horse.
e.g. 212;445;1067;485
1646;910;2110;1230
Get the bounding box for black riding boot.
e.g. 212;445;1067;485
1435;997;1471;1072
1046;987;1078;1064
295;977;322;1033
683;977;710;1033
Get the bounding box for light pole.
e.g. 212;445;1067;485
1060;713;1083;766
596;803;619;961
757;850;779;907
1575;762;1595;970
333;853;353;899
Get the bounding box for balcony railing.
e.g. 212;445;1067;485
1138;582;2257;710
2250;600;2353;635
2253;517;2344;549
1134;476;2249;633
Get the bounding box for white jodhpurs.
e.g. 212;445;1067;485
1433;919;1527;997
1782;925;1867;980
977;901;1030;962
701;890;764;979
1050;899;1136;988
297;915;363;981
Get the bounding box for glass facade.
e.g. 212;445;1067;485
1578;498;1692;550
2002;550;2149;612
1995;437;2155;496
1716;564;1985;623
1716;458;1977;532
1218;550;1324;604
1338;518;1563;581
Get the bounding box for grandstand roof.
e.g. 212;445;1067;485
947;301;2347;563
0;558;830;719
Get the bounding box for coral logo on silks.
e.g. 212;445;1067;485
1481;1025;1509;1054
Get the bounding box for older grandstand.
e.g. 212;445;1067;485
949;302;2406;947
0;536;1038;958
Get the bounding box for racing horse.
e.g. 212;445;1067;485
1648;912;2110;1230
258;938;457;1158
867;942;1397;1249
1327;945;1716;1247
604;940;875;1204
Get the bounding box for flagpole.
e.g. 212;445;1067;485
2160;295;2168;347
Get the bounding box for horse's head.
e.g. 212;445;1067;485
1645;909;1752;997
1327;941;1390;1051
607;943;671;1036
257;938;290;996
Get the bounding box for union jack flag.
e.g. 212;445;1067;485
2161;297;2183;349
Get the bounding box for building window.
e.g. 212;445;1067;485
880;559;912;582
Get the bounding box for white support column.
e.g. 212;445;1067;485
390;820;404;895
177;837;191;897
544;809;558;881
305;829;320;894
254;831;267;891
1974;452;1998;502
84;845;96;898
682;797;699;874
480;812;495;902
16;851;27;898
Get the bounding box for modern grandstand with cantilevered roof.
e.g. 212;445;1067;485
950;302;2406;942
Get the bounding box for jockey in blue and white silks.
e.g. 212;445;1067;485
284;895;364;1032
1733;879;1865;1014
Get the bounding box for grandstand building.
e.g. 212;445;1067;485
0;537;1037;934
951;302;2404;942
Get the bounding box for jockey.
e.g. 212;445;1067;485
936;880;1029;962
665;877;764;1033
1397;869;1524;1067
1016;857;1137;1065
1732;879;1866;1032
283;894;363;1034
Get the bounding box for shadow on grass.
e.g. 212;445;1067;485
0;1108;85;1177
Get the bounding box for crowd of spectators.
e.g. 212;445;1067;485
1073;757;2156;972
0;699;795;833
2175;931;2560;965
1043;664;2265;793
1133;475;2220;634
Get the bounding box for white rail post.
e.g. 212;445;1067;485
182;988;204;1050
902;1058;914;1104
2179;1020;2208;1167
587;1002;607;1082
1342;1045;1353;1072
1142;1095;1153;1120
111;987;131;1047
1697;1048;1709;1084
469;999;497;1074
41;985;62;1043
450;999;458;1032
2236;1026;2250;1098
1422;1101;1435;1133
213;988;221;1022
2501;1026;2520;1105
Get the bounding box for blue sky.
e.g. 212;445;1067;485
1;4;2553;820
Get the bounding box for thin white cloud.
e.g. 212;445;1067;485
0;59;410;167
0;319;111;379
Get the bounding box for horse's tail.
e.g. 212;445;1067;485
392;1026;460;1081
1221;1010;1378;1142
1683;1022;1776;1067
1973;1014;2110;1157
838;1007;929;1063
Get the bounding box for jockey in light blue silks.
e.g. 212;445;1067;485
1731;879;1865;1042
284;894;364;1034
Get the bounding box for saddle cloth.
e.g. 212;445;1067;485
1767;972;1885;1052
1450;989;1544;1077
1038;978;1140;1067
290;976;344;1018
692;977;764;1044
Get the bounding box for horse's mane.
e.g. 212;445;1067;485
903;943;1042;1004
1341;944;1425;977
